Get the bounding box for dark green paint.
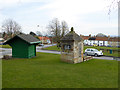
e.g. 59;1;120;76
9;37;36;58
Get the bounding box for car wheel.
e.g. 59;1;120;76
94;53;98;57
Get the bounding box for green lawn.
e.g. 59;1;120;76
1;45;119;57
84;46;119;50
44;45;119;57
2;52;118;88
0;45;11;48
43;45;61;51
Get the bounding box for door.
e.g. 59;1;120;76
90;49;94;55
86;49;91;55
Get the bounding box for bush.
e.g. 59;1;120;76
3;55;12;60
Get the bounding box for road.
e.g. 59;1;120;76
0;44;120;61
36;44;56;49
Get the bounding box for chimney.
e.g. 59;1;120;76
89;34;91;37
80;34;83;36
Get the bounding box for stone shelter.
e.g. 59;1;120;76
60;27;84;64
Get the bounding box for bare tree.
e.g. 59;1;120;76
45;29;52;37
48;18;61;43
36;31;42;36
47;18;69;47
108;0;120;15
61;20;69;38
2;19;22;39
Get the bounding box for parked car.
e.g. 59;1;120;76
85;48;103;57
107;45;112;47
93;44;97;47
0;43;3;45
116;45;120;48
38;44;44;46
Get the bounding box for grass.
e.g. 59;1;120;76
44;45;119;51
2;52;118;88
83;46;120;53
44;45;120;57
1;45;119;57
0;45;11;48
43;45;61;51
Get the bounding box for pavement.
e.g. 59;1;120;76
0;44;120;61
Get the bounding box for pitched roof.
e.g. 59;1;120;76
86;36;109;41
61;30;82;41
108;37;120;42
88;37;96;40
95;37;108;41
81;36;90;40
81;34;120;42
38;36;50;40
4;34;41;45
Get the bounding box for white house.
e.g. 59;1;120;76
81;35;119;46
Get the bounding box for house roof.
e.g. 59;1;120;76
81;36;90;40
108;37;120;42
81;34;120;42
4;34;41;45
38;36;50;40
61;29;82;41
87;36;109;41
95;37;109;41
88;37;96;40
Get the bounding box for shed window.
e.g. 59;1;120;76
64;45;71;49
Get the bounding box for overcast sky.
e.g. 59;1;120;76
0;0;118;36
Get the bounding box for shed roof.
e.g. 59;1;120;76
4;34;41;45
60;28;82;41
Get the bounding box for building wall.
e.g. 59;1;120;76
61;42;74;63
109;41;120;47
74;41;83;63
10;37;29;58
84;40;109;46
28;45;36;58
61;41;83;64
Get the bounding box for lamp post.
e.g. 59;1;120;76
37;25;44;49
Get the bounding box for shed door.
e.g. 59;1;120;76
29;45;35;58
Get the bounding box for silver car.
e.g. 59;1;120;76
85;48;103;57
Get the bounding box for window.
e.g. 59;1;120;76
87;49;90;51
91;49;93;51
64;45;71;49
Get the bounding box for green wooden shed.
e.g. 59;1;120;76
4;34;41;58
